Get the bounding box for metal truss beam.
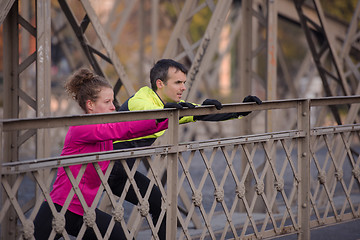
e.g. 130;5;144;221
340;1;360;127
294;0;352;125
0;0;16;26
2;2;19;238
58;0;135;108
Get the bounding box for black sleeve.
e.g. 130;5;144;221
193;112;240;121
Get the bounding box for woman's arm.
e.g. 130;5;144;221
70;119;168;144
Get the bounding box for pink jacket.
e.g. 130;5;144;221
50;119;168;215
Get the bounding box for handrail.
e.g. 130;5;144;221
2;96;359;131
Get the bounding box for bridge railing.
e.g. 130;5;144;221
1;96;360;239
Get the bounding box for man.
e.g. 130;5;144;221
114;58;262;149
108;59;261;240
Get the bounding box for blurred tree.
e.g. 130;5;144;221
320;0;358;24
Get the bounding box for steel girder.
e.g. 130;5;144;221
294;0;351;126
57;0;137;109
1;0;51;238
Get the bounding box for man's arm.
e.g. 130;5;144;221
194;96;262;121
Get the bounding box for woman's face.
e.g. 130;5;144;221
87;87;116;114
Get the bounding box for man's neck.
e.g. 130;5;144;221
154;90;166;105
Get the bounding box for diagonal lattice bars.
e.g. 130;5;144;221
176;134;303;239
309;128;360;227
0;151;169;239
1;126;360;239
57;0;135;107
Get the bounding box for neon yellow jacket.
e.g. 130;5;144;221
113;87;195;145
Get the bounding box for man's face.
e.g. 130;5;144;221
156;67;187;103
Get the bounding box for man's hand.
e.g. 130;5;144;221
202;99;223;110
239;95;262;116
163;102;195;121
158;102;183;122
243;95;262;105
179;102;196;109
164;102;184;109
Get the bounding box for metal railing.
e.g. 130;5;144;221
1;96;360;239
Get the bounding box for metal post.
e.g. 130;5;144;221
36;0;51;159
239;0;253;135
266;0;278;211
0;122;2;174
266;0;278;124
35;0;52;210
166;109;179;240
138;0;145;87
298;99;310;240
151;0;159;59
238;0;253;213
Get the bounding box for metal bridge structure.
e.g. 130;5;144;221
1;0;360;239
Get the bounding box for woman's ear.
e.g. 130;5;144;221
86;99;93;113
156;79;164;89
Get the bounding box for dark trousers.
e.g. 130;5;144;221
33;201;127;240
108;159;166;240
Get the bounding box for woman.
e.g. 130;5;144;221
33;68;168;239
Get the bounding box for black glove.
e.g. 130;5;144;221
239;95;262;116
163;102;184;109
179;102;196;109
243;95;262;104
202;99;223;110
157;103;182;122
162;102;194;122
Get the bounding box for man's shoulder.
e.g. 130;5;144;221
129;86;163;110
132;86;157;100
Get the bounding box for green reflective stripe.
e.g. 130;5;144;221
179;115;195;123
113;130;166;144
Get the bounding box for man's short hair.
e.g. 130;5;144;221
150;59;188;91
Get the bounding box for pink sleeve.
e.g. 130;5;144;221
70;119;168;144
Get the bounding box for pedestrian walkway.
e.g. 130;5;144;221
273;218;360;240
